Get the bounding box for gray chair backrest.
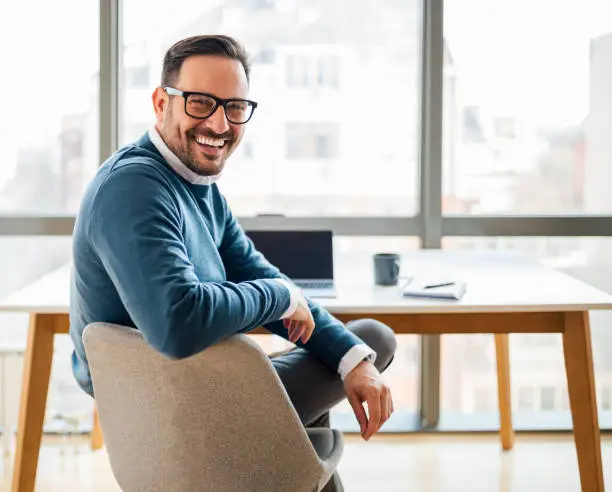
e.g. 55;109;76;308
83;322;325;492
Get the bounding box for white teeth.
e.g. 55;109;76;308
195;136;225;148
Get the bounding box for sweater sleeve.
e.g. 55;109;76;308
218;194;364;372
88;163;291;359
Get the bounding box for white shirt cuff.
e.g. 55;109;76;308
338;344;377;380
274;278;299;319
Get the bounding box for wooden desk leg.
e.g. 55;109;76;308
11;313;56;492
495;333;514;451
563;311;604;492
90;405;104;451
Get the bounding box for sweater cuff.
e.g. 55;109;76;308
338;344;377;380
273;278;299;319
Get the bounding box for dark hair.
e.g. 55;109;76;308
161;34;250;87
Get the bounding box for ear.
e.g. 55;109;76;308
152;87;167;124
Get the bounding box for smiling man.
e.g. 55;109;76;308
69;35;397;492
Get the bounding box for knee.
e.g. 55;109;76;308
348;319;397;372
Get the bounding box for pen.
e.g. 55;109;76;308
424;282;455;289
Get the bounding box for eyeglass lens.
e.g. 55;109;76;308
186;94;253;123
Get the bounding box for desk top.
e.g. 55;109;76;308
1;250;612;314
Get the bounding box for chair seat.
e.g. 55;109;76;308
306;428;342;461
306;427;344;490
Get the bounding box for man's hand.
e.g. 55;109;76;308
282;292;315;344
343;360;394;441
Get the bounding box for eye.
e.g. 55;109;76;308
190;97;212;107
227;101;248;112
186;95;216;116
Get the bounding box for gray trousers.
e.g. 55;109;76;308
271;319;398;492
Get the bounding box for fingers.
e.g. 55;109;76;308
362;385;394;441
347;392;368;437
299;313;315;343
288;320;305;343
285;322;295;343
288;325;295;343
284;295;314;344
284;314;315;344
381;388;391;423
363;392;381;441
344;362;394;441
287;321;313;345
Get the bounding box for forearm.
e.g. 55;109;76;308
264;301;365;372
94;237;292;358
130;277;291;358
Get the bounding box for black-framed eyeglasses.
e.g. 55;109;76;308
164;87;258;124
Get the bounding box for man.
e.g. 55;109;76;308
70;34;397;491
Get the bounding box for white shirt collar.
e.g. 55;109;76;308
148;124;221;185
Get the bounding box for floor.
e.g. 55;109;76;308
0;433;610;491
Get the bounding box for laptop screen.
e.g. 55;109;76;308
245;230;334;280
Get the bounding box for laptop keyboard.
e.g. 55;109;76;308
296;280;334;289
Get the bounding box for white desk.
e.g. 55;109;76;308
2;251;612;492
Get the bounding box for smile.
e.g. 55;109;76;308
194;135;227;149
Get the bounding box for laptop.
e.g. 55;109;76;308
245;230;337;298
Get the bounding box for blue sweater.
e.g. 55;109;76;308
70;133;363;396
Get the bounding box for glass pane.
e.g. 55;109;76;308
121;0;421;216
0;1;99;214
441;237;612;430
0;238;94;432
443;0;612;214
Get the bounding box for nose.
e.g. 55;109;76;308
205;104;231;134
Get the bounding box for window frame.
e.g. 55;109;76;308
2;0;612;431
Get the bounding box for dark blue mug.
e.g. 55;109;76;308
373;253;401;286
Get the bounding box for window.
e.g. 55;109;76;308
242;141;255;160
0;1;97;434
121;0;421;217
540;387;556;411
286;123;339;160
286;55;312;89
518;387;535;412
286;54;339;89
0;0;99;214
0;238;93;432
441;237;612;428
441;334;495;417
125;65;150;89
6;0;612;439
252;48;275;65
474;387;495;412
602;388;612;411
317;55;339;89
443;0;612;214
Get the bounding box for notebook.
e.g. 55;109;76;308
401;277;467;300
